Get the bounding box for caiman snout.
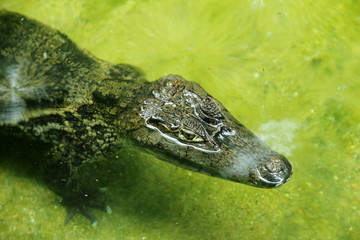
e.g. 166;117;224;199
220;145;292;188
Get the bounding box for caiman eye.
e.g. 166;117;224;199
202;116;220;126
179;129;204;142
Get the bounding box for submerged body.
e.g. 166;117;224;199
0;11;292;224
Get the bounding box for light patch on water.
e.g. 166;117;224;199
251;0;265;9
0;64;26;124
7;64;20;89
0;61;50;124
257;119;300;156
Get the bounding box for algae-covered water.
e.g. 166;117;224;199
0;0;359;239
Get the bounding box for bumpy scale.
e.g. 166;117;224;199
0;11;292;224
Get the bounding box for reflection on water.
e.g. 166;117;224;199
258;119;299;156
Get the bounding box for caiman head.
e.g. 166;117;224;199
131;75;292;188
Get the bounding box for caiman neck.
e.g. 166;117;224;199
91;62;154;134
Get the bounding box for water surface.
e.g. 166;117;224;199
0;1;359;239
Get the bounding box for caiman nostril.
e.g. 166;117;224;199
265;159;283;173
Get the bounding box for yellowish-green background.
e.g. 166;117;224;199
0;0;359;239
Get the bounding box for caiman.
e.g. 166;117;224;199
0;10;292;225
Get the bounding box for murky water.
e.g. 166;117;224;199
0;1;359;239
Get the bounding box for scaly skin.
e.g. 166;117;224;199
0;11;292;224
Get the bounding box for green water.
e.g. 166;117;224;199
0;0;359;239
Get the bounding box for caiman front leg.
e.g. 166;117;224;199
22;107;121;225
43;143;113;225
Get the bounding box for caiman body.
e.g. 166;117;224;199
0;11;292;224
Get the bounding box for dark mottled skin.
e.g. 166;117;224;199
0;11;292;224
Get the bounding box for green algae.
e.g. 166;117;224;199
0;0;359;239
